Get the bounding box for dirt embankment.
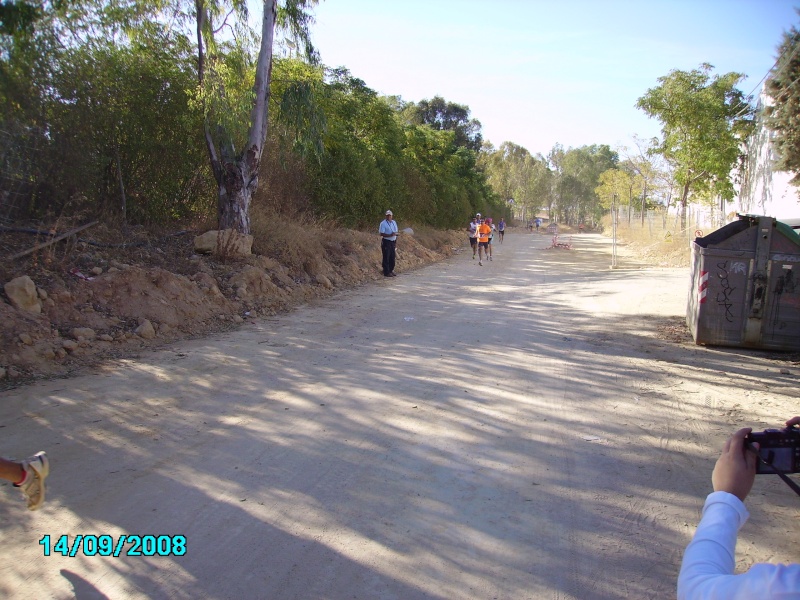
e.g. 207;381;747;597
0;222;466;387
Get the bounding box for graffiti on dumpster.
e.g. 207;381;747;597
716;261;740;322
774;266;797;295
769;266;798;333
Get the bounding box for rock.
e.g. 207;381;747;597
42;348;55;359
4;276;42;314
232;315;244;324
91;267;103;276
37;288;48;300
18;333;33;345
191;272;223;298
135;319;156;339
61;339;79;353
55;348;67;359
7;367;21;379
98;334;114;342
194;229;253;256
316;275;334;289
72;327;97;341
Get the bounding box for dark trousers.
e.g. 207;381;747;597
382;238;396;275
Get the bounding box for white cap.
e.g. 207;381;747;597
385;210;393;216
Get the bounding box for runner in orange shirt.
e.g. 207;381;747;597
476;218;491;266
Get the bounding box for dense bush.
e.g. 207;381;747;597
0;4;494;231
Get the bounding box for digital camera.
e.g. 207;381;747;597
746;426;800;474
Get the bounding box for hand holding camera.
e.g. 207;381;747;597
711;418;800;502
712;427;758;501
746;417;800;475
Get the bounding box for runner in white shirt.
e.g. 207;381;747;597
467;216;478;260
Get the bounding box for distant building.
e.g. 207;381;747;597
733;90;800;221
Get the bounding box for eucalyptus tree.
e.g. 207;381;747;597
636;63;755;230
407;95;482;152
480;141;551;222
195;0;318;234
765;20;800;184
554;144;617;225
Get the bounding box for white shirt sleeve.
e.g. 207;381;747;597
677;491;800;600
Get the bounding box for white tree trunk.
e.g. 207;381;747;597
215;0;277;234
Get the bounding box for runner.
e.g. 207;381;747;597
476;217;491;266
497;218;505;243
486;218;495;261
467;216;478;260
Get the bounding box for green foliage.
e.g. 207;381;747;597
273;58;326;160
765;21;800;185
196;39;258;160
480;142;551;217
0;1;41;35
407;95;483;152
276;0;320;64
636;63;754;205
595;169;633;209
553;144;618;223
0;3;214;223
301;69;492;229
0;0;495;233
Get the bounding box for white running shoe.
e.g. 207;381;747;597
479;261;483;266
16;451;49;510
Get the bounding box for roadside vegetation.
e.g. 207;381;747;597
3;1;790;240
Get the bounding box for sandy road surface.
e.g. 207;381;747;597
1;231;798;599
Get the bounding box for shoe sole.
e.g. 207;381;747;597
24;452;49;510
30;452;49;479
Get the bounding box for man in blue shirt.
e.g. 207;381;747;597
379;210;401;277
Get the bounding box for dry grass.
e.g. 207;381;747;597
248;204;464;280
600;214;692;268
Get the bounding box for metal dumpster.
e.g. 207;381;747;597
687;214;800;350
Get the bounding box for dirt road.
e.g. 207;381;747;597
1;231;798;599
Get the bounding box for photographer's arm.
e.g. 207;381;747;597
678;427;800;600
711;427;756;501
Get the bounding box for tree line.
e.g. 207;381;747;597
0;1;796;234
0;1;498;231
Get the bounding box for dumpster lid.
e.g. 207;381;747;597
694;214;800;248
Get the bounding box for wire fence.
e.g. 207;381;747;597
617;208;722;240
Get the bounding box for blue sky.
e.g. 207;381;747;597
302;0;799;157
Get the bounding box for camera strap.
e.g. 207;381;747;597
755;452;800;497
